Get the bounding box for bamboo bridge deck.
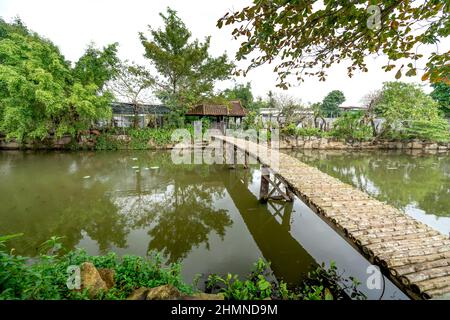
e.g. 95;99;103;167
213;135;450;300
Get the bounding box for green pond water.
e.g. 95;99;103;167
1;149;447;299
288;150;450;236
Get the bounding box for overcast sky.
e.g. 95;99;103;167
1;0;448;106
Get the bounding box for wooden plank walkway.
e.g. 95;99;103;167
214;135;450;300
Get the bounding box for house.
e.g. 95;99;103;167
110;100;248;130
185;100;248;131
111;102;169;128
338;105;368;112
259;108;314;125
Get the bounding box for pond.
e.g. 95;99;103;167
2;150;446;299
288;149;450;236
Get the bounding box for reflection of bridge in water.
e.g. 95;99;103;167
223;168;316;285
214;135;450;300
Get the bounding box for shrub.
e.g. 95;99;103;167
331;112;373;141
94;128;175;150
206;259;366;300
296;127;323;137
403;119;449;142
0;236;192;300
375;82;449;142
281;124;324;138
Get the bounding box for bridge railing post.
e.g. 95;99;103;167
259;165;270;203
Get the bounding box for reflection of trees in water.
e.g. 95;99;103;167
0;152;129;255
291;150;450;217
0;151;233;259
114;163;232;263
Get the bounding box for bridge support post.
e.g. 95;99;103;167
244;151;249;169
228;145;237;169
259;165;270;203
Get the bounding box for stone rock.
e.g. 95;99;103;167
90;130;101;136
115;135;131;142
146;285;183;300
127;287;150;300
303;140;313;149
189;293;225;300
80;262;108;298
317;138;329;149
388;142;398;149
98;268;115;290
0;141;20;149
55;136;72;146
425;143;438;150
411;140;423;149
279;139;291;149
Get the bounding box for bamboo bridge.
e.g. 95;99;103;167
213;135;450;300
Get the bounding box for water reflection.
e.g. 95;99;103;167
288;150;450;234
223;169;316;284
1;149;441;298
0;151;233;260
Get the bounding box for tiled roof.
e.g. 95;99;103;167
186;100;248;117
111;101;248;117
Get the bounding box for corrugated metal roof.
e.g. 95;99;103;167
111;102;169;115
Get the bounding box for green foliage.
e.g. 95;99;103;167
404;119;450;142
139;7;234;123
206;259;365;301
281;123;298;136
73;43;119;89
281;124;324;138
296;127;324;137
298;262;366;300
206;259;275;300
0;235;192;300
0;233;23;246
128;128;173;149
94;132;124;151
321;90;345;118
222;82;259;111
0;18;117;141
95;128;174;150
430;82;450;116
375;82;449;142
1;235;365;301
218;1;449;87
331;112;373;141
108;61;154;128
242;111;263;130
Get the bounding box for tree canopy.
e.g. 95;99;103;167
108;61;154;127
139;7;234;125
430;82;450;116
375;81;449;141
0;18;118;141
218;0;449;88
222;82;253;109
321;90;346;117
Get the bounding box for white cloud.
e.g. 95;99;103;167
1;0;448;105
